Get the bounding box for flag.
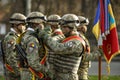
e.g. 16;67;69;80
92;0;120;64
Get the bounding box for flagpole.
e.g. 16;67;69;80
98;46;102;80
98;0;103;79
98;55;102;80
93;0;120;79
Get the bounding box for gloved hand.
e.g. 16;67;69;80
44;26;52;34
38;26;52;40
97;48;103;56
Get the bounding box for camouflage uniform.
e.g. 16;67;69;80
47;14;65;79
39;14;102;80
78;33;91;80
2;13;26;80
77;16;103;80
77;16;90;80
19;12;48;80
39;14;83;80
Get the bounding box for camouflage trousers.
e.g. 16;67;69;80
20;68;32;80
20;68;51;80
5;68;20;80
47;64;55;79
78;60;91;80
54;72;78;80
78;68;89;80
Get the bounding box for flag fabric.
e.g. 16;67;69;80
92;0;120;64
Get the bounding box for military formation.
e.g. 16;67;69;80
0;11;102;80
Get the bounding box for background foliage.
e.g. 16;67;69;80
0;0;120;49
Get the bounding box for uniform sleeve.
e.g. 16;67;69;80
46;37;84;55
25;36;41;70
52;35;64;42
3;36;16;52
3;35;17;63
82;50;101;61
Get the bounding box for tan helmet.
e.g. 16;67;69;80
78;16;89;26
47;14;61;25
60;14;79;28
9;13;26;24
26;12;46;23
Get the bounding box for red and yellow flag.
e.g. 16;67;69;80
92;0;120;64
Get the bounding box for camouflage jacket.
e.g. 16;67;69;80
3;29;20;70
79;33;90;53
45;33;84;56
20;28;46;71
51;28;64;42
48;28;65;65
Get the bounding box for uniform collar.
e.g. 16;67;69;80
10;28;17;33
27;27;35;31
10;28;20;37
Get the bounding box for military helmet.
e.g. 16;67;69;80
47;14;61;25
9;13;26;24
26;12;46;23
78;16;89;26
60;14;79;28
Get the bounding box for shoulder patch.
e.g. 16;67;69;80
27;42;36;53
65;41;74;48
7;40;14;48
28;47;34;53
29;43;35;48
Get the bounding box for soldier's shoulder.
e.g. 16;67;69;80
7;31;16;36
22;32;38;43
64;39;81;47
66;39;84;49
4;32;16;41
70;39;82;43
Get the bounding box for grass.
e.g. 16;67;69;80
89;75;120;80
0;75;120;80
0;75;4;80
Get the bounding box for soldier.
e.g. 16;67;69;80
39;14;102;80
2;13;26;80
47;14;63;37
77;16;90;80
38;14;84;80
18;11;48;80
47;14;64;79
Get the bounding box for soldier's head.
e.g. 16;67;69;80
26;11;46;30
47;14;61;32
77;16;89;34
60;14;79;37
9;13;26;33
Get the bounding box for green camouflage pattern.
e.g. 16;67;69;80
3;31;20;80
48;28;65;79
20;68;32;80
45;36;83;55
78;33;90;80
42;33;83;80
39;27;102;80
54;72;78;80
20;29;47;80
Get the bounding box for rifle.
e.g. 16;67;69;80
0;40;7;79
15;44;44;79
